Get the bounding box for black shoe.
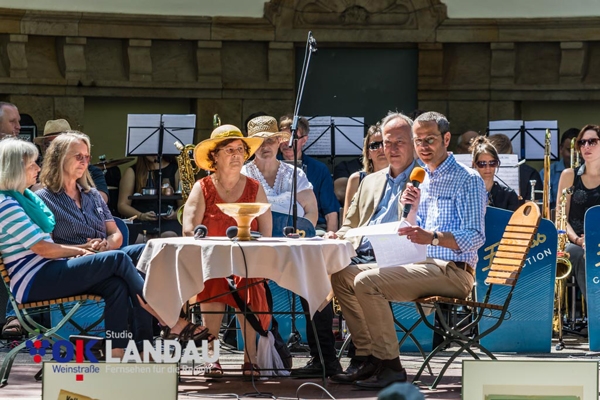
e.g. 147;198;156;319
330;358;381;384
354;367;407;389
291;358;343;377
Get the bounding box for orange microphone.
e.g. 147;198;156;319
402;167;426;218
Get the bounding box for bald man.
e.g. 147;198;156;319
455;130;478;154
0;102;21;139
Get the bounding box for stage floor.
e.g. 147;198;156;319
0;334;594;399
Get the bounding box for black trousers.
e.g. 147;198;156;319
300;297;337;362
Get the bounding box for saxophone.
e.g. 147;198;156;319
174;114;221;224
553;186;573;348
174;141;199;224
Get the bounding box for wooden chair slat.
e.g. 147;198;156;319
499;238;532;247
506;225;537;233
486;277;517;286
488;270;519;279
504;232;535;240
494;251;526;260
489;264;521;272
490;257;522;266
497;244;529;253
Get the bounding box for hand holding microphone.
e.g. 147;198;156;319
401;167;426;219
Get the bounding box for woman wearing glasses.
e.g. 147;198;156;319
342;124;389;218
556;124;600;301
470;136;519;211
117;154;182;242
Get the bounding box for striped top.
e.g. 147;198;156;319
0;194;53;303
36;186;113;245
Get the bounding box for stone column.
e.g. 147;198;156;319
126;39;152;82
1;34;28;78
57;37;87;81
197;40;222;84
418;43;443;85
490;43;515;85
268;42;293;83
559;42;585;84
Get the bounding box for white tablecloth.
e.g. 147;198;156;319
137;236;356;327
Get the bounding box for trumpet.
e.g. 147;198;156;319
529;129;551;220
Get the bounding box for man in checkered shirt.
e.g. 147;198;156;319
332;111;487;389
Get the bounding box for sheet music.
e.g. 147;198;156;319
524;120;559;160
126;114;196;156
488;120;523;159
454;153;521;195
488;120;559;161
345;221;427;268
304;116;364;156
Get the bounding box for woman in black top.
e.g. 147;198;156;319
556;124;600;297
470;136;519;211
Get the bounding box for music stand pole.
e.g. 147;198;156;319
156;119;165;235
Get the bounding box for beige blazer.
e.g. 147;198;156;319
337;163;417;249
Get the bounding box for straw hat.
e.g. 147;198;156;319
194;124;263;171
247;116;291;141
34;119;71;145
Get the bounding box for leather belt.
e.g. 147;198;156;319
453;262;475;277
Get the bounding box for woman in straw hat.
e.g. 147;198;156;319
242;115;318;227
182;124;272;377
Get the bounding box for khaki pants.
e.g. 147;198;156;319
331;257;474;360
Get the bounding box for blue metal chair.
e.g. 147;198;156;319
113;217;129;249
271;211;315;238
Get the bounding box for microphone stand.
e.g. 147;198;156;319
286;31;317;349
288;31;317;233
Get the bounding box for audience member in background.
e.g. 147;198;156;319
182;124;272;377
470;136;519;211
488;133;543;204
556;124;600;304
34;119;109;203
279;115;340;232
334;157;362;206
541;128;580;210
244;111;268;134
0;102;20;139
118;155;182;241
454;130;478;154
342;124;389;219
242;115;318;226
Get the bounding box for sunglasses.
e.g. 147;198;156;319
475;160;500;168
577;138;599;147
368;141;383;151
73;153;91;163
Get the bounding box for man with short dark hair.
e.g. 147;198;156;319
0;102;21;138
331;111;487;389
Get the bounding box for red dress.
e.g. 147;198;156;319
195;176;271;331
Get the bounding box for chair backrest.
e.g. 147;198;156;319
485;202;541;287
271;211;316;238
113;217;129;248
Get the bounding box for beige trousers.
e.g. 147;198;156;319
331;258;474;360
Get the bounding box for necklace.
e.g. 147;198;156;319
214;175;241;195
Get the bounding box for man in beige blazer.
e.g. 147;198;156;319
325;111;418;385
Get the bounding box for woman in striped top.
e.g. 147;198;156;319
0;138;212;357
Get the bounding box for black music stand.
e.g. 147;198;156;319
487;120;560;161
303;116;365;167
126;114;195;234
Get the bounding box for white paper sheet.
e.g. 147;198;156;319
345;221;427;268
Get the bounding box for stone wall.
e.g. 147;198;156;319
1;1;600;142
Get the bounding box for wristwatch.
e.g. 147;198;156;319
431;231;439;246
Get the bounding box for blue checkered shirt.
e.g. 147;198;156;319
417;154;487;267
